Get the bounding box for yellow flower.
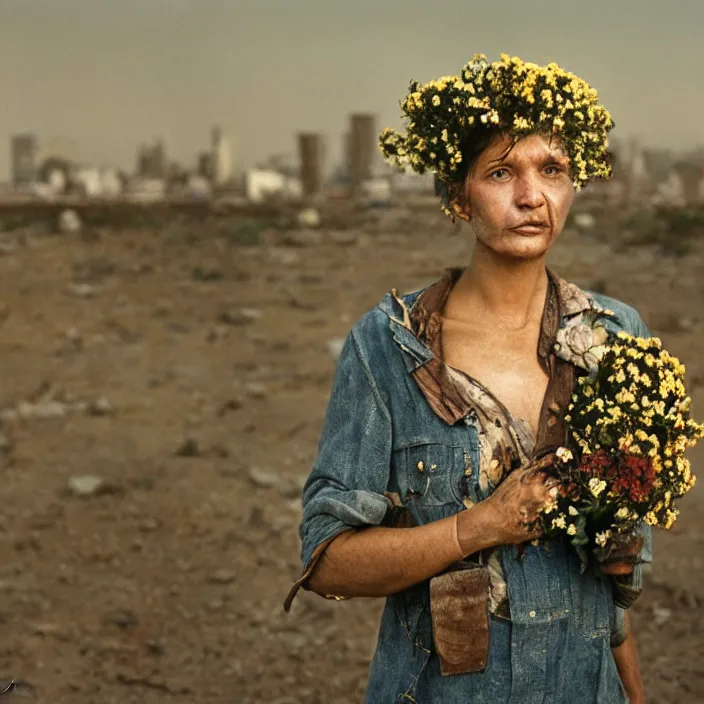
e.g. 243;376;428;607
567;524;577;536
595;530;612;547
543;499;557;514
552;515;567;530
588;478;607;497
556;447;574;463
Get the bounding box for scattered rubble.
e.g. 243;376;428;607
66;282;101;298
218;307;263;326
57;209;82;234
207;569;237;585
175;438;201;457
67;475;106;497
295;208;321;229
86;397;114;416
248;467;279;489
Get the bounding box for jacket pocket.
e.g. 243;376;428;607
393;442;467;513
430;563;491;675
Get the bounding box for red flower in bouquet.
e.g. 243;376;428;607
578;449;655;504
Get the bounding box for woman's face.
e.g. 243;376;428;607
453;132;575;261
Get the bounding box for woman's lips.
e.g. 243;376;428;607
510;224;549;235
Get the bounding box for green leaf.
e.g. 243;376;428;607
575;545;589;573
571;533;590;547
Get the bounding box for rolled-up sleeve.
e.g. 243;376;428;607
284;329;393;610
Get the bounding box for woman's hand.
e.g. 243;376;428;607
477;453;558;546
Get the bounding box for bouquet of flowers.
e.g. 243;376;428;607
542;330;704;570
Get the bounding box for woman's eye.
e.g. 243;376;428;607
544;165;563;175
490;168;509;180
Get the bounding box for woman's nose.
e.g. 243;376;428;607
514;174;545;209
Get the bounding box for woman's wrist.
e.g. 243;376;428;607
456;501;503;556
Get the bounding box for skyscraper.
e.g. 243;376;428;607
11;134;39;186
211;126;233;187
298;132;324;197
348;113;376;195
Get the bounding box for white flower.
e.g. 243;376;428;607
554;315;610;373
556;447;573;463
568;505;579;516
567;524;577;536
595;530;612;547
551;515;567;530
588;477;607;497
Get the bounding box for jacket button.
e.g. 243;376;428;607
529;610;536;618
417;461;425;472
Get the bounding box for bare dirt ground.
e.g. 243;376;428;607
0;206;702;703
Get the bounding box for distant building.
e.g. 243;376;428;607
643;148;675;187
361;177;392;206
653;170;686;207
125;177;167;202
184;174;212;199
72;166;124;198
673;160;704;207
348;113;377;195
38;156;72;194
211;126;233;186
245;169;302;202
136;140;167;179
197;151;213;180
11;134;40;186
298;132;324;197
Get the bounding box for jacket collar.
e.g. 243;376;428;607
379;267;597;371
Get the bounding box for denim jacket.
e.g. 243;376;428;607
286;277;653;704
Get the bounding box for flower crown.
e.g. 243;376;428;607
379;53;615;217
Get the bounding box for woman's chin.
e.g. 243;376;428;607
485;238;553;261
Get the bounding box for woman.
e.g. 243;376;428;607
284;54;651;703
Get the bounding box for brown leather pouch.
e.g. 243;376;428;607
429;562;490;676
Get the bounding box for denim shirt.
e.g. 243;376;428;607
286;277;653;704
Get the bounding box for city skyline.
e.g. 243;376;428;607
0;0;703;179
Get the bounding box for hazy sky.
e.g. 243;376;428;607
0;0;702;178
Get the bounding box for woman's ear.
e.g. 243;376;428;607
448;179;472;222
450;200;472;222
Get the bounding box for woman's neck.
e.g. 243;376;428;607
448;244;549;330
